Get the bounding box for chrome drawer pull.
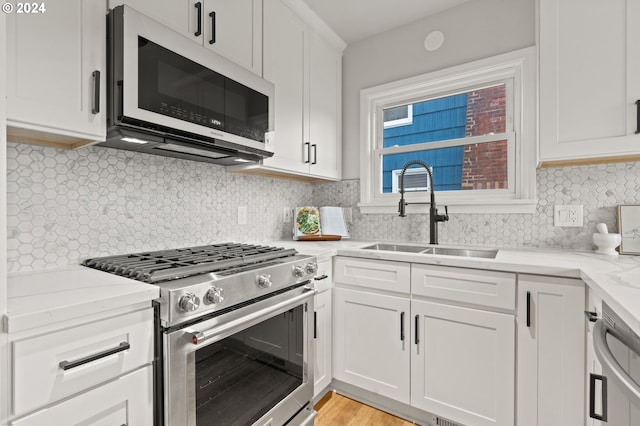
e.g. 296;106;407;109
59;342;130;371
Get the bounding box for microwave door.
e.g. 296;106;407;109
116;5;273;154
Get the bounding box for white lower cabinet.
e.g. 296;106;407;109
313;288;332;397
516;274;585;426
11;366;153;426
332;256;515;425
411;299;515;426
7;307;154;425
333;286;411;404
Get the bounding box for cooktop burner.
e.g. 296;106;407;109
82;243;298;283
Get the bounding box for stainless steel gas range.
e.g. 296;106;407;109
83;243;319;426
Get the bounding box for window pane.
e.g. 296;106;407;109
383;105;409;122
382;140;508;193
382;85;506;149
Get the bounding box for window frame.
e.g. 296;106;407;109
359;47;537;214
383;104;413;129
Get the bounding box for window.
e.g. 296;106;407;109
383;105;413;129
359;47;537;214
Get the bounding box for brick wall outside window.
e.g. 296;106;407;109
462;86;508;190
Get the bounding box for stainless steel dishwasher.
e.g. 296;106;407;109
590;301;640;425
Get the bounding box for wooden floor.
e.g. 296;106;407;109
314;392;415;425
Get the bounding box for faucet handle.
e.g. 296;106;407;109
444;205;449;221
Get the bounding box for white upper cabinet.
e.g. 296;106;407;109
6;0;107;146
110;0;262;75
538;0;640;165
232;0;344;181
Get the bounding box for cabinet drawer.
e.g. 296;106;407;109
11;308;154;416
334;256;410;293
11;365;153;426
411;264;515;310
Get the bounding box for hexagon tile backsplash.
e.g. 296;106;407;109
7;142;640;271
7;142;313;272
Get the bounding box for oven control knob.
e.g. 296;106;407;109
204;287;224;305
178;293;200;312
257;274;272;289
305;263;318;275
293;265;305;278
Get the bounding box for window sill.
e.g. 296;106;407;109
358;199;538;214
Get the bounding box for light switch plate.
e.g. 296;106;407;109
554;205;583;227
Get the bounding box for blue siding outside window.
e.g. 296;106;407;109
382;94;467;193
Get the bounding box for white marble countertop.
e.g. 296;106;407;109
5;265;159;333
276;239;640;335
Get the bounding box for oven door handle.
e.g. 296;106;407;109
186;287;317;345
593;318;640;402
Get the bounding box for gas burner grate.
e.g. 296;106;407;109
83;243;298;283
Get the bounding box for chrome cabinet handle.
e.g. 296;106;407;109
91;70;100;115
59;341;130;371
194;2;202;36
187;288;317;345
589;373;608;421
593;319;640;402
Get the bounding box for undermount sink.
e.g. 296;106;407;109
362;243;429;253
362;244;498;259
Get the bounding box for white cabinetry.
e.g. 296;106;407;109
516;274;585;426
110;0;262;75
411;265;515;426
6;0;107;147
333;287;411;403
7;307;154;425
333;257;515;425
231;0;344;181
313;258;333;397
538;0;640;165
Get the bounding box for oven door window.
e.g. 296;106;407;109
195;306;304;425
137;36;268;142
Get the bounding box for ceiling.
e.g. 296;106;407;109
301;0;473;44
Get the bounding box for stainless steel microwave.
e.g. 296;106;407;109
103;5;275;165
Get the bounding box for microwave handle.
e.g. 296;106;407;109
194;2;202;37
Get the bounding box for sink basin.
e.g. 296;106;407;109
362;243;429;253
362;244;498;259
422;247;498;259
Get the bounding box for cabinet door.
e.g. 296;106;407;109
109;0;197;41
261;0;308;174
586;289;604;426
205;0;262;75
333;287;410;404
6;0;107;142
313;289;332;397
539;0;640;164
308;32;341;180
11;366;152;426
411;300;515;426
517;275;585;426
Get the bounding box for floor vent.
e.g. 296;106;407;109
435;416;464;426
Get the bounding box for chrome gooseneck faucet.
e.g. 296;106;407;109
398;160;449;245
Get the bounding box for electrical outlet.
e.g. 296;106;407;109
554;205;583;227
238;206;248;225
283;207;292;223
343;207;353;223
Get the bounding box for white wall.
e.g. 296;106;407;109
341;0;536;179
